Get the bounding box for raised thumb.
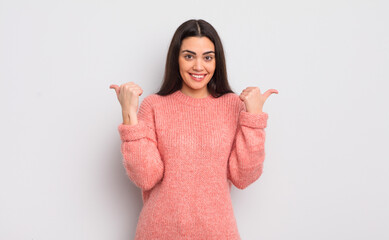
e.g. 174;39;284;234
109;84;120;96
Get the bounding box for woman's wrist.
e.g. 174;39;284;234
122;110;138;125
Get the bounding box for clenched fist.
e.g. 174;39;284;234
110;82;143;112
239;87;278;114
110;82;143;125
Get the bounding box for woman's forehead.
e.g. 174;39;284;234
180;36;215;52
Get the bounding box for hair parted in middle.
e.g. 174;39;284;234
156;19;234;98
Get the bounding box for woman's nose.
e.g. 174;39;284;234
193;59;204;71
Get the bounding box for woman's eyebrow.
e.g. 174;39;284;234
181;50;215;55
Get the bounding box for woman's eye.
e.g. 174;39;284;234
205;56;213;61
184;55;193;60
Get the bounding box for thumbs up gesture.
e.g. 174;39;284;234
239;87;278;114
109;82;143;117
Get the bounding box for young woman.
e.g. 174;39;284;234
110;19;278;240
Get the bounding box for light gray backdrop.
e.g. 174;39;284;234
1;0;388;239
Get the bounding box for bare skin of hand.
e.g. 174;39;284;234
239;87;279;114
109;82;143;125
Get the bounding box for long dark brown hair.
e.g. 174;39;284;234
156;19;234;98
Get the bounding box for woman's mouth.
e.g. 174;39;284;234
189;73;207;82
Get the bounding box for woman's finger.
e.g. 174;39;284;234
262;89;279;101
109;84;120;96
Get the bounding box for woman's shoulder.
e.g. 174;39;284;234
141;94;158;104
143;93;160;102
221;92;239;100
221;92;245;111
141;93;166;108
221;92;243;104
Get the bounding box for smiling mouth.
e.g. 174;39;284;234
189;73;207;80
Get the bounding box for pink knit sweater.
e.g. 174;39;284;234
117;89;268;239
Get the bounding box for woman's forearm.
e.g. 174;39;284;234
122;110;138;125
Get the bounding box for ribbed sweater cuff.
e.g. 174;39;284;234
118;122;148;142
239;111;268;128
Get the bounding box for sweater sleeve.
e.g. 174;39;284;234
227;101;268;189
117;96;164;191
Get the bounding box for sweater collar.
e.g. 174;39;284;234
171;89;217;107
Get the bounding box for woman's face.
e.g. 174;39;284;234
178;36;216;96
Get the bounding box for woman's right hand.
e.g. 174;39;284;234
110;82;143;125
109;82;143;112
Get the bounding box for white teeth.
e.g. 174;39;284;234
191;74;205;79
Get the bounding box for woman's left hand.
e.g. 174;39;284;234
239;87;279;114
